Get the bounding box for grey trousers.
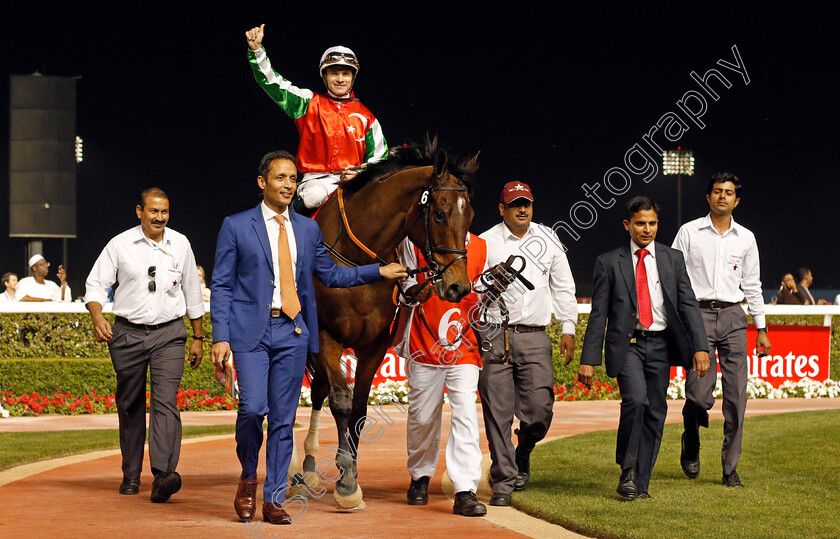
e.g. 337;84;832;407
477;329;554;495
108;318;187;479
683;305;748;474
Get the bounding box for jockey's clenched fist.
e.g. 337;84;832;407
245;24;265;51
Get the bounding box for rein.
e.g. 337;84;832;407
323;179;469;295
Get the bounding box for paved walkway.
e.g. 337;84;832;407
1;399;838;538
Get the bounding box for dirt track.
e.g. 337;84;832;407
2;399;839;538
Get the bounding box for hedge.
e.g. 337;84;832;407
1;313;838;396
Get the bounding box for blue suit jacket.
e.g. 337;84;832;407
210;203;382;353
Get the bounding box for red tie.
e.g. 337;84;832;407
636;248;653;329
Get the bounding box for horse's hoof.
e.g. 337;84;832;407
333;484;364;509
288;484;312;499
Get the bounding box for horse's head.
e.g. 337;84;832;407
408;149;477;303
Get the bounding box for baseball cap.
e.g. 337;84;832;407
28;254;45;268
500;181;534;204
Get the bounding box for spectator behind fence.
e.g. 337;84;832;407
776;273;808;305
15;255;71;302
796;267;828;305
1;272;18;302
197;265;211;302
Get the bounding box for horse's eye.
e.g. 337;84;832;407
434;209;446;223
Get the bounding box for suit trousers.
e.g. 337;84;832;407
615;333;671;493
683;305;748;474
108;318;187;480
477;329;554;495
234;315;309;502
406;362;482;493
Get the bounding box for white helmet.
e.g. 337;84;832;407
319;45;359;78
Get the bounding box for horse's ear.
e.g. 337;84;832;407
433;150;449;177
464;152;480;173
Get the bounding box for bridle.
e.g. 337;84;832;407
322;173;469;296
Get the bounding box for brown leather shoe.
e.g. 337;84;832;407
234;480;258;521
262;502;292;524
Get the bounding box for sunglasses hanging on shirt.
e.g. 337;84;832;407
148;265;157;292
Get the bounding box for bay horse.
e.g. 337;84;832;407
290;139;477;509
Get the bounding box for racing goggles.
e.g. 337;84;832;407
322;52;358;68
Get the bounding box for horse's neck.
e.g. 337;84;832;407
342;166;429;257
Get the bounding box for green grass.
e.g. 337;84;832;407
0;424;236;472
515;410;840;539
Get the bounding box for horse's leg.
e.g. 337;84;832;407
338;339;395;510
302;356;331;487
315;334;364;509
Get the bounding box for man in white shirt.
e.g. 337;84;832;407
16;255;71;302
672;172;771;488
477;181;577;506
85;187;205;502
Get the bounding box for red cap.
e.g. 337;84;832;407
500;181;534;204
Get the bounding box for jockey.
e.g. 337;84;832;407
245;24;389;213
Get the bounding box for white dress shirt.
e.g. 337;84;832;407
672;214;765;328
479;221;577;334
631;241;667;331
0;290;14;303
15;277;71;302
261;202;298;309
84;225;204;324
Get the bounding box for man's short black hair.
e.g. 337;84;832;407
2;272;16;286
796;267;811;283
625;196;660;220
707;172;742;198
139;187;169;209
258;150;296;178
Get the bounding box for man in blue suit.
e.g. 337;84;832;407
210;150;407;524
578;196;709;499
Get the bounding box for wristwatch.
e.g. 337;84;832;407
192;335;205;341
756;327;768;333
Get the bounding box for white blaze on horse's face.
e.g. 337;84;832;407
456;197;466;213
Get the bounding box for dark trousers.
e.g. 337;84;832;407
683;305;748;474
108;318;187;480
234;315;309;502
477;329;554;495
615;333;671;493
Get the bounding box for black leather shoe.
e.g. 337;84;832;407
150;471;181;503
119;477;140;495
680;431;700;479
453;491;487;516
513;446;531;491
616;468;638;499
638;491;651;499
488;493;511;506
407;476;430;505
723;470;744;488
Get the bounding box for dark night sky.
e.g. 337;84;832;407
2;4;838;298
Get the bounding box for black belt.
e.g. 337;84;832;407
632;328;666;338
488;324;546;333
698;300;738;310
115;316;181;330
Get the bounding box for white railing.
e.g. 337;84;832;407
0;302;211;314
2;303;838;325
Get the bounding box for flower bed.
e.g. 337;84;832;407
666;376;840;399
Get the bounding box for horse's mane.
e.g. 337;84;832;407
340;136;476;195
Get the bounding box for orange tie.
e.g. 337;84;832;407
274;215;301;320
